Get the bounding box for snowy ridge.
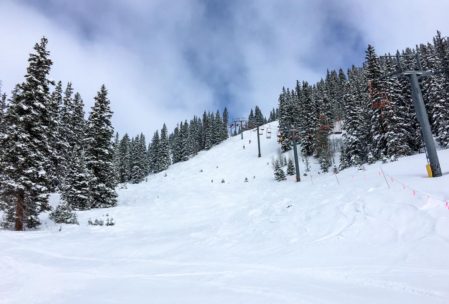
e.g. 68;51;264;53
1;121;449;303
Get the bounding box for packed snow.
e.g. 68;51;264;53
1;122;449;303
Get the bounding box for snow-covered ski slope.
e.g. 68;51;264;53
2;121;449;304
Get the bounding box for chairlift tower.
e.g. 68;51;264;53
288;128;301;182
379;51;442;177
233;118;247;140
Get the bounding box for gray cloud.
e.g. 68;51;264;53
1;0;448;137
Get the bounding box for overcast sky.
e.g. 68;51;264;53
1;0;449;136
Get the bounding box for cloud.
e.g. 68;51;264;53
1;0;448;137
343;0;449;54
0;0;215;136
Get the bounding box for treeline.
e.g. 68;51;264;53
113;109;229;184
277;31;449;172
0;37;117;230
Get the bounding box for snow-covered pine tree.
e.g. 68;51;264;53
179;120;190;161
48;81;66;190
186;121;197;158
62;149;91;210
420;42;441;134
298;82;316;156
118;134;131;182
273;160;286;181
221;107;229;141
0;90;7;139
203;112;213;150
212;111;222;145
315;114;332;172
254;106;264;127
159;124;171;171
188;119;201;156
365;44;388;163
60;83;76;176
395;48;423;152
340;66;370;168
71;93;86;151
49;201;78;224
431;31;449;147
325;69;339;122
170;127;181;164
151;130;163;170
277;87;293;151
383;56;413;160
112;132;121;183
247;109;255;129
130;135;146;184
335;68;347;121
287;158;295;176
0;37;54;230
85;85;117;208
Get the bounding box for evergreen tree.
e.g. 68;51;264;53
340;67;370;168
189;118;201;155
62;149;91;210
85;85;117;208
287;158;295;176
0;92;6;132
150;130;161;170
179;121;190;161
203;112;212;150
0;37;53;230
248;108;255;129
222;107;229;140
277;87;293;151
254;105;264;127
298;82;316;156
431;31;449;147
159;124;171;171
212;111;222;145
130;133;147;184
49;202;78;224
71;93;86;152
130;137;141;184
383;57;413;160
112;132;121;183
315;114;332;172
273;160;286;181
48;81;65;189
118;134;131;182
365;44;387;163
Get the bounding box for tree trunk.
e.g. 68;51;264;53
15;191;24;231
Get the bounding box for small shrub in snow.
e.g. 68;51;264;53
273;160;286;181
49;203;78;225
244;177;248;182
88;214;115;226
221;179;225;183
88;218;104;226
287;159;295;176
